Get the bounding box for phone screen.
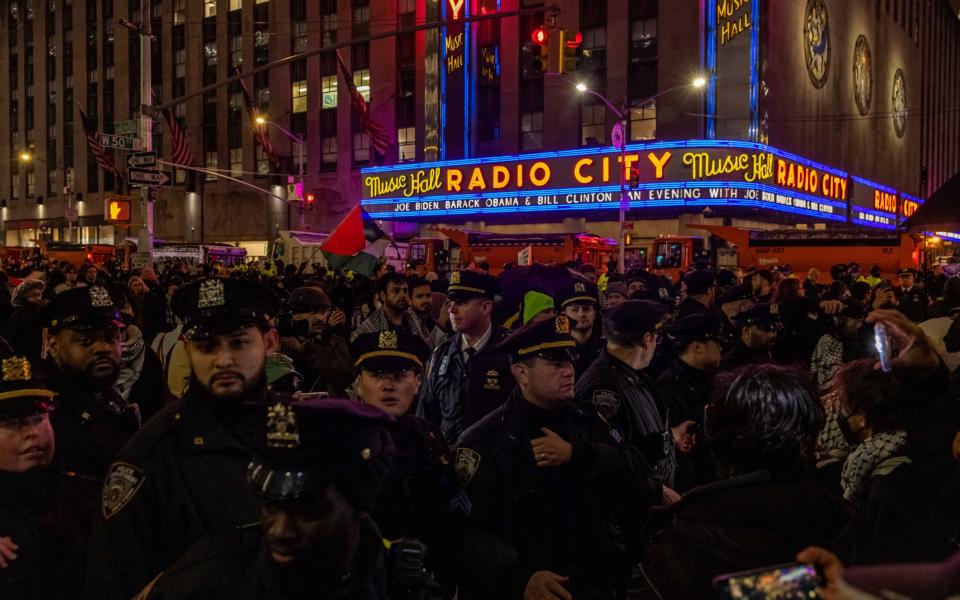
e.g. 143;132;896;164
713;563;820;599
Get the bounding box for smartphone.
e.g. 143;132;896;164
875;323;893;373
713;562;822;599
298;392;329;400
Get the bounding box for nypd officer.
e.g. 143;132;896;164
557;281;603;379
84;278;282;600
417;270;513;445
895;268;930;323
719;302;781;372
131;399;442;599
38;285;138;478
453;315;658;600
352;331;455;588
576;300;680;498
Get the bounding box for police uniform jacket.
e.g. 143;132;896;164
576;348;677;488
0;468;100;600
416;328;514;446
719;341;773;373
45;366;138;479
655;359;716;491
452;391;658;599
896;286;930;323
84;388;278;600
573;334;603;381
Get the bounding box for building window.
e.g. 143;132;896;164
398;127;415;162
27;171;35;197
322;75;337;109
630;102;656;141
353;5;370;38
293;21;308;54
629;15;658;102
321;137;337;170
229;0;242;10
230;147;242;177
205;151;218;180
322;13;337;47
230;37;242;68
204;43;218;67
173;0;185;24
353;69;370;101
353;133;370;164
580;103;605;145
255;145;269;175
175;49;186;78
204;0;216;18
521;111;543;150
292;80;307;113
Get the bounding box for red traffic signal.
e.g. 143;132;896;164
306;192;315;211
531;26;548;46
565;31;583;48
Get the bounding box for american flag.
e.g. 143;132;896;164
79;105;120;177
160;106;194;167
335;50;390;165
235;66;280;170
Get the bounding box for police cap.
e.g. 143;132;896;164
604;300;669;336
0;356;55;420
494;314;578;364
351;331;430;374
172;278;280;339
446;270;498;301
288;286;331;313
668;314;727;346
558;281;599;308
39;285;124;332
897;268;918;277
246;399;394;511
683;269;718;295
733;302;782;328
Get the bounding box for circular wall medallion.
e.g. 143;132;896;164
853;35;873;116
892;68;907;138
803;0;830;88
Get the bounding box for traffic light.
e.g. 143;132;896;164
531;26;548;46
521;41;545;79
547;29;583;74
627;166;641;189
306;192;315;211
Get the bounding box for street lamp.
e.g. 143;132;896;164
19;152;33;162
560;75;709;272
256;116;305;229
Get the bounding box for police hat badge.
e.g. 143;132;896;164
266;402;301;449
197;279;226;309
449;271;462;285
89;285;114;308
2;356;31;381
378;330;398;350
574;282;586;293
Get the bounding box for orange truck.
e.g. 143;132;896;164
657;224;921;278
409;227;617;275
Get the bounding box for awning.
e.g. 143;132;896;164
902;172;960;231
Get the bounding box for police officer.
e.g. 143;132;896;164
719;302;781;372
84;278;282;600
453;315;658;599
655;315;726;491
417;270;513;445
576;300;680;497
38;285;138;478
895;268;930;323
677;270;718;320
132;399;443;599
0;356;101;600
352;331;455;589
558;281;603;379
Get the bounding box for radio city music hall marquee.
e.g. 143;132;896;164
360;140;919;228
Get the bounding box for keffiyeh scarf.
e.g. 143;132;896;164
840;430;908;503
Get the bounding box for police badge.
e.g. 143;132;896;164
197;279;226;308
2;356;32;381
770;302;780;315
574;282;586;293
379;330;398;350
455;447;481;487
555;314;570;334
266;402;301;449
102;462;146;519
449;271;461;285
592;389;620;419
89;286;114;308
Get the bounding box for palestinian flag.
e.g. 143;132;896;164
321;205;390;276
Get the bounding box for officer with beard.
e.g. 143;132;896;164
719;302;782;372
38;285;137;479
84;278;282;600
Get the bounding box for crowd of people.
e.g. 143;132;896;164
0;250;959;599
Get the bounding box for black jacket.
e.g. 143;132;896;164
719;341;773;373
84;387;279;600
638;470;850;600
452;391;658;599
654;359;716;491
416;327;514;446
576;348;676;487
896;286;930;322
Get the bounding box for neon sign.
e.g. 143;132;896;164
717;0;752;46
448;0;464;20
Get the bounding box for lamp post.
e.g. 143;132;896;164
18;152;77;242
552;75;708;273
256;116;305;229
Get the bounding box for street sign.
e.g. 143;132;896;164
611;122;624;151
128;168;172;186
127;152;157;169
114;120;139;136
104;198;132;222
622;221;634;231
99;133;141;151
131;253;153;271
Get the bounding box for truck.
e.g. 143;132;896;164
408;228;618;276
271;230;408;273
653;224;921;278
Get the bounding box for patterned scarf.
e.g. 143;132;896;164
115;328;146;402
816;389;852;462
840;430;908;503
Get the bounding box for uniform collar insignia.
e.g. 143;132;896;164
266;402;300;449
89;286;113;308
1;357;31;381
770;302;780;315
378;330;398;349
198;279;226;308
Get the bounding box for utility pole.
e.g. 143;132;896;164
125;3;154;265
